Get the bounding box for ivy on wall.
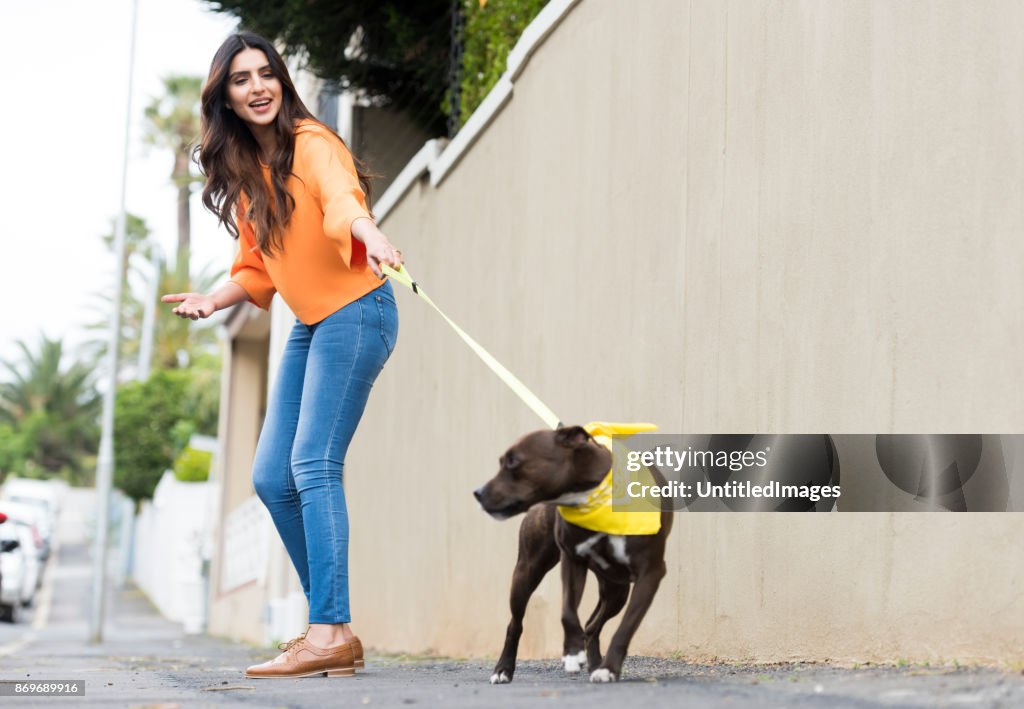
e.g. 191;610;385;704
455;0;548;127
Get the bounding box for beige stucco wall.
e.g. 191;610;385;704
340;0;1024;665
208;316;271;644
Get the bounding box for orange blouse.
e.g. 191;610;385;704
229;119;383;325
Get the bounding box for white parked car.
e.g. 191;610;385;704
1;477;63;516
0;500;50;562
0;521;36;622
1;478;63;558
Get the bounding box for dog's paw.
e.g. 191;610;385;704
589;668;617;683
562;651;586;673
490;671;511;684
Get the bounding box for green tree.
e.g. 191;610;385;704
143;75;204;278
93;258;223;501
0;423;31;480
458;0;547;126
85;213;154;378
113;370;190;502
101;212;157;285
0;337;101;484
85;214;223;377
178;351;222;436
152;263;224;371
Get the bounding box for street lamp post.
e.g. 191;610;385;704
90;0;139;644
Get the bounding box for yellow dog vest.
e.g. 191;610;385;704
556;422;662;536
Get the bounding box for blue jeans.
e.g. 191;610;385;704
252;281;398;624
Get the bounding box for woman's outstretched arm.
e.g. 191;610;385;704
161;281;251;320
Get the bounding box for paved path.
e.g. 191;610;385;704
1;542;1022;708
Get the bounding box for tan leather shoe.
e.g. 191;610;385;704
245;635;355;679
350;636;364;669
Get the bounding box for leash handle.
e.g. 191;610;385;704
382;264;563;430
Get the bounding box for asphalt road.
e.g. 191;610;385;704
1;542;1022;708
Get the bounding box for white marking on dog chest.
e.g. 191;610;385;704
574;534;609;569
609;535;630;565
552;490;591;505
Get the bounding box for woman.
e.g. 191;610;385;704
163;32;402;679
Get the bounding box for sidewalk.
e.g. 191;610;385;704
2;542;1023;708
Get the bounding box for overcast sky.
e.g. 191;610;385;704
0;0;241;364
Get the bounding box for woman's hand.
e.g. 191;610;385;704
162;283;253;321
352;217;404;279
161;292;217;320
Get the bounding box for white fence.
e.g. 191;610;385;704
131;471;214;633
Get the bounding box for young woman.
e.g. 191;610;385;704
163;31;402;679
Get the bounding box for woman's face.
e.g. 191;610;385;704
225;47;282;129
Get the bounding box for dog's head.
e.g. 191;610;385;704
473;425;612;520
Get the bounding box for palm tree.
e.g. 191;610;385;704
101;212;157;284
85;243;223;376
143;75;204;279
152;261;224;371
84;213;155;380
0;336;101;483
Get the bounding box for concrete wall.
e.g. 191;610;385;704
208;309;274;644
340;0;1024;664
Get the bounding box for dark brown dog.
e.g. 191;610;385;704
473;425;673;683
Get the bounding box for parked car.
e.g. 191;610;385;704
0;500;49;562
2;477;62;523
0;478;63;558
0;521;31;622
0;512;6;614
7;521;39;603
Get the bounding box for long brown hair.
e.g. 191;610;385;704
195;32;373;255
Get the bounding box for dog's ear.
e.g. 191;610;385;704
555;425;591;449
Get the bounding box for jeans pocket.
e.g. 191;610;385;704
374;292;398;356
376;280;397;306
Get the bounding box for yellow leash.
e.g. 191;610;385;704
382;264;563;429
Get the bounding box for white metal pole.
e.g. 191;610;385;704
90;0;139;644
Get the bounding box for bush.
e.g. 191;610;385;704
173;447;212;483
456;0;548;127
112;360;222;500
113;370;190;502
